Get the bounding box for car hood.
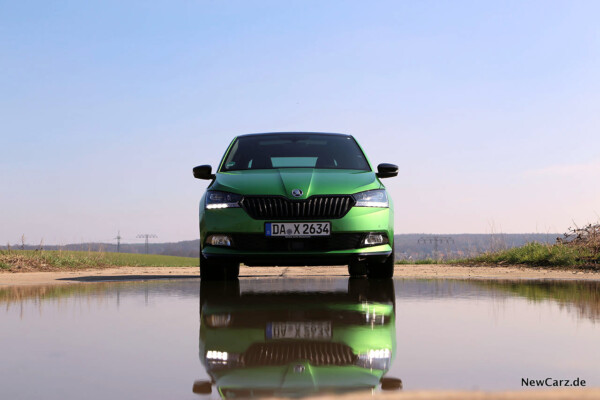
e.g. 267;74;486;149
211;169;381;199
215;363;382;396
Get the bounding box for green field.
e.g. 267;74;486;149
472;280;600;321
394;241;600;269
0;250;198;272
0;280;192;303
450;242;599;268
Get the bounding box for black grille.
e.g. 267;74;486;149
242;341;356;367
240;196;355;220
231;233;363;251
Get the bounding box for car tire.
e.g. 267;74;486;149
200;261;239;280
348;261;367;277
199;246;240;280
348;277;395;305
200;279;240;312
366;250;395;279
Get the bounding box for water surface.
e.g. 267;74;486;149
0;277;598;399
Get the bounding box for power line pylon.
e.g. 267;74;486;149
418;236;455;259
137;233;157;254
114;231;122;253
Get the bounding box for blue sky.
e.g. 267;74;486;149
1;0;599;245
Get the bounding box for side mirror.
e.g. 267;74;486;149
192;380;212;394
376;163;398;179
381;377;403;391
193;165;215;180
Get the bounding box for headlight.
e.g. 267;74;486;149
205;191;242;209
356;348;392;370
353;189;389;207
206;350;229;360
205;314;232;328
205;350;242;370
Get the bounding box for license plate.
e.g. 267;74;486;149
265;222;331;237
266;321;332;340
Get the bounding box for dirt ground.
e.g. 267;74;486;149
312;388;600;400
1;264;599;286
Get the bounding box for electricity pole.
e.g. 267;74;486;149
137;234;157;254
114;231;122;253
418;236;454;260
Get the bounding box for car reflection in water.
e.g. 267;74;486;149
193;278;401;398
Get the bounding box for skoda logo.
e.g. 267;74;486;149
291;189;303;197
293;365;305;373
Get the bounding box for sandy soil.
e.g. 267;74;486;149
1;264;599;286
310;388;600;400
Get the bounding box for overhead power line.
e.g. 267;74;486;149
113;231;122;253
418;236;455;259
137;233;158;254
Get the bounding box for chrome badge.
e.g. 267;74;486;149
291;189;303;197
293;365;306;373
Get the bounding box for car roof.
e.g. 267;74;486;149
236;132;353;139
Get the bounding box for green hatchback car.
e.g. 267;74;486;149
193;132;397;280
193;279;401;398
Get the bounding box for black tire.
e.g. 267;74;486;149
348;261;367;277
199;246;240;280
200;279;240;312
366;250;395;279
348;277;395;305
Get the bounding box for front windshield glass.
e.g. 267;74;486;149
220;134;371;171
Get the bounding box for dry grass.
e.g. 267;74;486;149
0;249;197;272
450;223;600;269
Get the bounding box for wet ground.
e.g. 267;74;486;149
0;277;598;399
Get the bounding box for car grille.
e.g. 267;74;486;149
240;195;355;220
242;341;356;366
231;233;363;251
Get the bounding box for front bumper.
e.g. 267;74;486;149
200;206;394;266
202;248;392;266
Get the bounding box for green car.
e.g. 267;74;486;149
193;279;401;398
193;132;398;280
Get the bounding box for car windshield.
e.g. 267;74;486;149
220;134;371;171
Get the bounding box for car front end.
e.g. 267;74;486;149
200;182;393;267
193;279;400;397
194;132;397;279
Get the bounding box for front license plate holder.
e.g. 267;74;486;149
265;222;331;237
266;321;332;340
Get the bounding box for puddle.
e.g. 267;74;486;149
0;278;598;399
